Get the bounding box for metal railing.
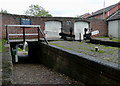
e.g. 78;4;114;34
5;25;49;44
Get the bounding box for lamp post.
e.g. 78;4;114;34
103;0;105;19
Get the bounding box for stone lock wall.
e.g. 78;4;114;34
0;14;2;39
28;42;120;85
0;13;108;39
2;43;13;85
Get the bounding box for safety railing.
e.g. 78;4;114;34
5;25;49;44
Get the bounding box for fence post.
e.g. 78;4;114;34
6;25;9;44
38;27;40;41
23;27;25;42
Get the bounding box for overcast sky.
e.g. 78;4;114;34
0;0;119;17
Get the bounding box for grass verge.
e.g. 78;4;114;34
0;39;6;53
97;37;120;42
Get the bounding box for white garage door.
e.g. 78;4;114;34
74;22;89;40
44;21;61;38
108;20;119;38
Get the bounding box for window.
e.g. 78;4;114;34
66;21;71;25
100;14;104;19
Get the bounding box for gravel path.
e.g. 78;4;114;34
13;56;84;85
49;41;120;64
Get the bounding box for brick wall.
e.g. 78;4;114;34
89;19;108;37
89;3;120;19
0;14;2;39
104;5;119;18
107;5;119;18
2;14;42;39
28;42;120;85
1;13;108;39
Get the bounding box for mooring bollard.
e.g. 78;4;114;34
12;48;18;63
79;33;81;41
95;46;99;52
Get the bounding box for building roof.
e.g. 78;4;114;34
78;13;90;18
107;9;120;21
88;2;120;18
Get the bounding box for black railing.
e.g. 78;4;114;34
5;25;49;44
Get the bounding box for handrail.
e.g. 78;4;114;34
5;25;49;44
9;34;38;36
6;25;40;27
39;27;49;45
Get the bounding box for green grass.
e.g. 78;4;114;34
50;41;120;64
50;41;120;56
49;42;73;50
0;39;6;53
17;46;28;51
97;37;120;42
17;47;23;51
97;36;108;38
50;42;106;54
25;46;28;51
112;38;120;42
49;43;58;46
97;50;105;54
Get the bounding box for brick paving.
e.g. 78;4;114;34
49;41;120;65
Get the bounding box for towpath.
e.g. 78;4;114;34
13;56;84;85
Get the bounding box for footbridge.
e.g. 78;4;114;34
5;24;49;63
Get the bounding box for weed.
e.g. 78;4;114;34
18;46;28;51
97;36;108;38
49;43;58;46
98;50;105;54
107;46;116;49
96;37;120;42
89;44;95;48
17;47;23;51
90;49;94;52
112;38;120;42
0;39;6;53
25;46;28;51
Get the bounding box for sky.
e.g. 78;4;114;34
0;0;119;17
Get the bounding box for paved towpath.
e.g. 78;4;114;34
49;41;120;65
13;56;84;85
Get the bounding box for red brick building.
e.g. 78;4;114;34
88;2;120;19
0;13;108;39
78;13;91;18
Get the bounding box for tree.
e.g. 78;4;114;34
0;9;7;13
25;5;52;17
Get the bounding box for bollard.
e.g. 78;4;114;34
12;48;18;63
12;48;17;55
79;33;81;41
95;46;99;52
